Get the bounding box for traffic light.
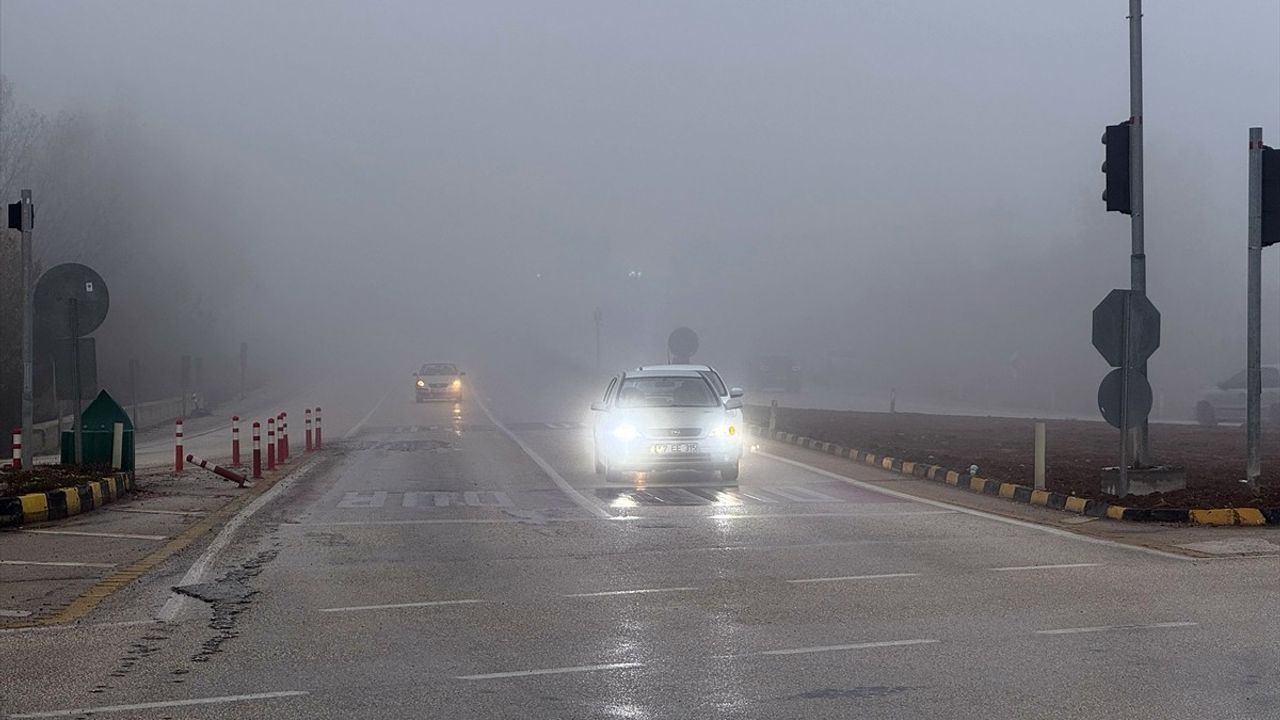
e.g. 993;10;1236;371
1263;144;1280;248
1102;121;1132;214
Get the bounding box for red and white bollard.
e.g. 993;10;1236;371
315;407;322;449
305;408;313;452
252;421;262;479
267;417;276;471
10;428;21;471
175;418;185;472
282;412;290;462
277;413;286;463
231;416;241;467
185;453;248;487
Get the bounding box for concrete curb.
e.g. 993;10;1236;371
749;426;1280;526
0;473;134;529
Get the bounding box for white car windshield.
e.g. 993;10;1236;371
617;377;719;408
421;364;458;375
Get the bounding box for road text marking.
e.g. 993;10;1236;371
458;662;642;681
318;599;485;613
1035;621;1198;636
9;690;310;718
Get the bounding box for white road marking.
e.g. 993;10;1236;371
110;508;208;517
755;451;1191;561
344;386;393;439
473;393;611;519
337;491;388;508
458;662;642;681
765;485;841;502
787;573;920;584
0;559;117;568
0;609;33;617
156;463;320;622
297;518;585;526
991;563;1102;572
0;619;158;635
23;529;165;541
748;639;938;656
318;599;484;613
705;510;956;520
565;586;697;598
9;690;310;718
1035;621;1198;636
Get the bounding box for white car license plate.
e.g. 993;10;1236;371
652;442;698;454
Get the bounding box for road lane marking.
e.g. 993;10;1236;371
705;510;955;520
1035;621;1198;636
23;529;166;541
157;462;321;622
318;599;484;613
565;586;697;598
344;387;393;439
0;619;159;635
0;560;117;568
755;451;1190;561
296;518;584;526
9;690;311;718
110;508;208;517
472;393;612;519
1;609;33;617
991;563;1102;572
787;573;919;584
458;662;642;681
748;639;938;656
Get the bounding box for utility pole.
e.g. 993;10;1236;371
1247;127;1263;487
18;190;34;470
1128;0;1150;466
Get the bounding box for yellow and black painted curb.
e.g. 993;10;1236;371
0;473;134;529
749;426;1279;527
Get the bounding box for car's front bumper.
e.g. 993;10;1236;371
603;438;740;472
416;388;462;400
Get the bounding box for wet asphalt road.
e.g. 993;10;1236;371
3;375;1279;719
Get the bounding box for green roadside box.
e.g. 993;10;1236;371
60;390;135;471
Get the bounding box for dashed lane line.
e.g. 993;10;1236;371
1034;621;1198;636
472;392;612;519
787;573;920;584
318;599;485;613
991;563;1102;572
565;586;697;598
458;662;643;681
9;690;311;718
746;639;939;656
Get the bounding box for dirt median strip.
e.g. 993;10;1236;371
749;425;1280;527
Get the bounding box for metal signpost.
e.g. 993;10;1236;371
16;191;35;470
1128;0;1150;465
1246;128;1279;487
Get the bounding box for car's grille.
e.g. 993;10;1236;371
428;383;451;389
648;427;702;438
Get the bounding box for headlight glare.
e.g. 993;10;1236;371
613;423;639;441
416;379;426;387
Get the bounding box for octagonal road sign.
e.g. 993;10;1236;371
1092;289;1160;367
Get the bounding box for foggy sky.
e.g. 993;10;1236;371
2;1;1278;417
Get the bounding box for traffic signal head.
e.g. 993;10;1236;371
1102;121;1132;215
1263;145;1280;248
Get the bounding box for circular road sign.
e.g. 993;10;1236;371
1097;367;1153;429
668;327;699;361
34;263;109;340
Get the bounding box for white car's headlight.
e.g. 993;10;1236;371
417;379;426;387
612;423;639;441
709;423;738;439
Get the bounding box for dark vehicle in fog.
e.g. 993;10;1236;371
415;363;464;402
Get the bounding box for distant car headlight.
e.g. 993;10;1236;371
417;379;426;387
451;379;462;389
612;423;639;441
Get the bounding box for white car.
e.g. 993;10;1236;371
592;368;744;483
1195;365;1280;425
632;364;745;429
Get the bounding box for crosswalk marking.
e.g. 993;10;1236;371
594;485;842;507
337;490;513;509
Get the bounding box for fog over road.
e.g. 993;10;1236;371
2;356;1277;719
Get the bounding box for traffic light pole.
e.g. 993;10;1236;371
1128;0;1150;467
1247;127;1264;488
19;190;34;471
